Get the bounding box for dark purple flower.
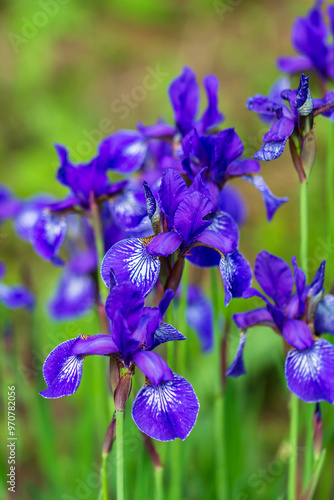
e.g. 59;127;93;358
101;168;252;305
229;251;334;404
181;128;287;221
186;284;213;352
40;282;199;441
277;1;334;82
0;262;35;310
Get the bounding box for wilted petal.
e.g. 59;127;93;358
105;281;144;330
32;211;67;265
285;338;334;404
132;350;173;387
186;284;213;352
219;249;252;306
254;251;293;308
48;272;95;320
0;283;35;310
174;192;212;243
101;238;160;297
132;373;200;441
283;319;314;350
226;333;247;377
149;323;186;350
314;295;334;335
233;307;275;329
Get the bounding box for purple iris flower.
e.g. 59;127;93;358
181;127;288;222
246;73;334;180
0;262;35;310
186;284;214;353
30;145;126;265
277;1;334;82
101;168;252;305
40;281;199;441
0;185;21;223
228;251;334;404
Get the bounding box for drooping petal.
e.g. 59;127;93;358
233;307;275;329
226;333;247;377
112;187;147;230
14;195;53;241
31;211;67;265
218;185;247;227
149;323;186;350
132;350;173;387
219;249;252;306
146;232;182;257
242;175;288;221
246;94;282;117
105;281;144;330
253;251;294;308
283;319;314;350
169;67;199;135
0;283;35;310
186;284;213;352
174;192;212;244
101;238;160;297
48;272;96;320
285;338;334;404
71;334;118;356
98;130;147;174
314;295;334;335
40;338;85;399
225;158;261;177
132;373;200;441
263;117;295;143
254;139;288;161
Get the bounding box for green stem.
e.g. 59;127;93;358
288;394;299;500
116;410;125;500
300;181;309;278
210;268;228;500
154;467;164;500
101;453;108;500
178;259;190;375
327;121;334;279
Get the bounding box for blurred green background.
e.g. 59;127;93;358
1;0;334;499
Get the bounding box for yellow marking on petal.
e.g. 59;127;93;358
141;236;155;246
81;334;88;340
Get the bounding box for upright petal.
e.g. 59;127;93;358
158;168;188;228
285;338;334;404
105;281;144;331
132;373;199;441
254;251;293;309
309;260;326;297
226;333;247;377
31;211;67;265
314;295;334;335
169;67;199;135
101;238;160;297
158;289;174;316
174;192;212;244
242;175;288;221
219;249;252;306
197;75;224;133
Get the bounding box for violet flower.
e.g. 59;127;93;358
277;1;334;83
101;168;252;305
40;281;199;441
228;251;334;404
246;73;334;181
0;262;35;310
